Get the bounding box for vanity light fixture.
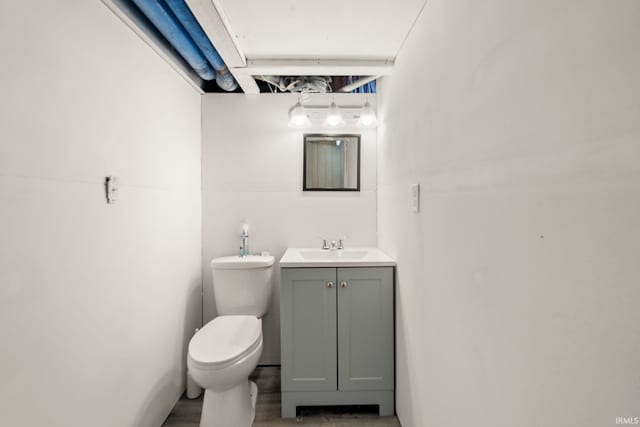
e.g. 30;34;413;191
288;99;311;128
288;98;377;128
324;100;345;127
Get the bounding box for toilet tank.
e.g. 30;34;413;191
211;255;275;317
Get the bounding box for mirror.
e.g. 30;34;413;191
303;134;360;191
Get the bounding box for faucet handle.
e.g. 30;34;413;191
321;239;330;250
337;239;344;250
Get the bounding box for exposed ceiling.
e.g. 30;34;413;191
215;0;428;60
103;0;428;93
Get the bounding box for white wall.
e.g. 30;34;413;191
202;93;377;364
377;1;640;426
0;2;202;427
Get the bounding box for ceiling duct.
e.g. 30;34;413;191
131;0;215;80
164;0;237;91
130;0;237;91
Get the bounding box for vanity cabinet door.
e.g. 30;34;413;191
337;267;394;391
281;268;337;392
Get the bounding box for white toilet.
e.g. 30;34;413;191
188;255;274;427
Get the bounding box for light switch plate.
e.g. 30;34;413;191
411;183;420;213
106;176;119;204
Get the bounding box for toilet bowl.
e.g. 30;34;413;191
188;315;263;427
187;254;274;427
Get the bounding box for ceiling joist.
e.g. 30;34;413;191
234;59;394;77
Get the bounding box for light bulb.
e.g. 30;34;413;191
324;101;344;127
288;101;310;128
357;100;377;127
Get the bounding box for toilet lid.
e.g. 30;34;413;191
189;316;261;367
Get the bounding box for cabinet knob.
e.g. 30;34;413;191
340;281;348;288
326;281;334;288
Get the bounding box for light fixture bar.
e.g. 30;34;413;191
287;104;377;127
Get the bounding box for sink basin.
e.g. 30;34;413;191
299;250;369;261
280;247;395;267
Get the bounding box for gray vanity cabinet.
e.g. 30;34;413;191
336;267;394;391
280;268;337;392
280;267;394;418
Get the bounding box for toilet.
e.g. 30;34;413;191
188;255;274;427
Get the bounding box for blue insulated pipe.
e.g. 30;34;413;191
131;0;215;80
164;0;238;91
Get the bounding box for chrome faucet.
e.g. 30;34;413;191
321;238;344;250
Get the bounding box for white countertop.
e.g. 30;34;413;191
279;247;396;268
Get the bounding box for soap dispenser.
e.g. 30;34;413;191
239;222;249;257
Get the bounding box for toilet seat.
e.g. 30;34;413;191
189;316;262;370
